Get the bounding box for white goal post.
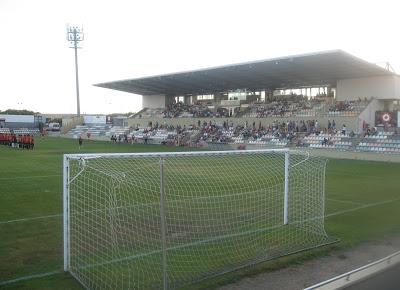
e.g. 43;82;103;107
63;149;334;290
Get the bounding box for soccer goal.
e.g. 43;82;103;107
63;149;334;290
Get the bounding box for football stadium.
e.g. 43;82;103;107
1;49;400;290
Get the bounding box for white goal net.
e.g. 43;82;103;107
63;149;333;290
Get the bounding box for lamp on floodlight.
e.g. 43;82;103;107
66;24;84;117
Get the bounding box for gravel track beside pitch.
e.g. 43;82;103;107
218;235;400;290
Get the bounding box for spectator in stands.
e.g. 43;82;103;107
364;127;371;137
341;124;347;135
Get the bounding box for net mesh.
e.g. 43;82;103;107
66;150;333;290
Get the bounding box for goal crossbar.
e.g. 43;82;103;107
64;148;289;160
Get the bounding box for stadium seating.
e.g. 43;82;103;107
242;97;324;118
131;129;176;144
0;128;40;135
129;96;371;120
356;132;400;153
67;125;126;138
64;116;400;155
248;138;288;146
303;133;354;150
133;108;164;119
106;126;130;137
13;128;40;135
327;99;369;117
161;102;224;118
247;133;289;146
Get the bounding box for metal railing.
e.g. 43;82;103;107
304;250;400;290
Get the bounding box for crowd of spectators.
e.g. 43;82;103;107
245;95;324;118
129;118;350;145
137;95;372;120
138;119;343;146
328;98;369;113
0;133;35;149
163;101;230;118
102;118;400;154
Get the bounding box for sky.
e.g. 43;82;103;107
0;0;400;114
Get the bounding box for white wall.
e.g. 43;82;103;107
336;76;400;101
357;99;385;132
398;111;400;127
396;76;400;99
0;114;34;123
142;95;166;109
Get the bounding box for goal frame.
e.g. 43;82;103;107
63;148;329;290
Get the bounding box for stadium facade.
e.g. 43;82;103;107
95;50;400;132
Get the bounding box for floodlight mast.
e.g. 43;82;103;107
66;25;84;117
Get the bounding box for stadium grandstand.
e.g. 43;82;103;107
64;50;400;153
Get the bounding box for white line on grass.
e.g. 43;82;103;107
328;170;397;180
0;270;62;286
325;197;400;218
326;198;365;206
0;214;62;225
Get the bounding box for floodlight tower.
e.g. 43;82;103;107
67;25;84;117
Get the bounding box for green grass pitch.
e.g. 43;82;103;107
0;137;400;290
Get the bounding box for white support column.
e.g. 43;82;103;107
63;155;70;271
284;151;289;225
159;158;168;290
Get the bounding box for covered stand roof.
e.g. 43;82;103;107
95;50;395;96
